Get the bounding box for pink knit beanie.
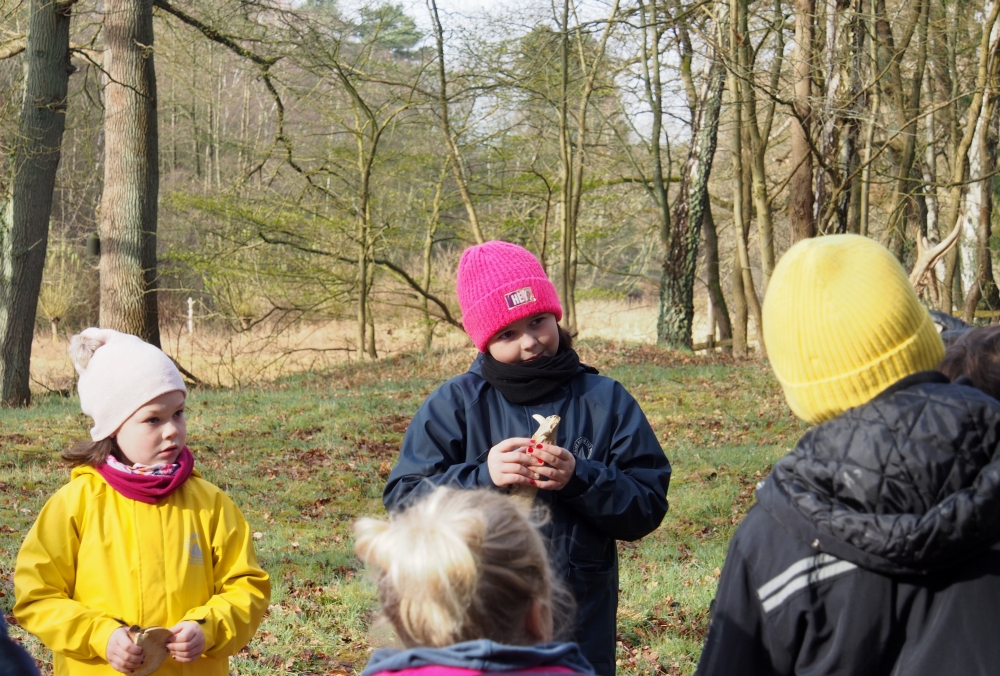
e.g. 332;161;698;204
68;328;187;441
456;241;562;352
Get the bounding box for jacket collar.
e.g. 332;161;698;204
361;640;594;676
871;369;950;401
73;463;203;481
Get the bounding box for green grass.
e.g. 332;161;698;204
0;343;806;675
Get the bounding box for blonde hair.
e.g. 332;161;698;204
354;487;567;648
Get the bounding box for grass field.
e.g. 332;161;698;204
1;340;803;675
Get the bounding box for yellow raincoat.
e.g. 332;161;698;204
14;464;270;675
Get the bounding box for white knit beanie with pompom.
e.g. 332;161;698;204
68;328;187;441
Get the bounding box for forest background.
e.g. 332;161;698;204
2;0;1000;672
5;0;1000;398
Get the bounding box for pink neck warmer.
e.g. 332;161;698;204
95;446;194;503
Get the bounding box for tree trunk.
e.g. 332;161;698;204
428;0;484;245
790;0;815;242
702;204;732;353
813;0;842;232
885;0;929;259
557;0;575;334
639;0;672;249
741;133;765;352
963;97;1000;322
100;0;160;346
366;266;377;359
959;60;997;306
730;248;748;358
728;17;748;359
421;170;446;351
556;0;619;336
841;0;865;233
939;0;961;312
859;0;880;238
909;0;1000;298
0;0;73;407
924;105;940;252
357;192;369;361
657;57;725;348
741;0;777;290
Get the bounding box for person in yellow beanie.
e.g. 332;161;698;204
697;234;1000;676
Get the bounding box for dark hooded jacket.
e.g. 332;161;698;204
361;640;595;676
383;355;672;676
1;614;41;676
697;372;1000;676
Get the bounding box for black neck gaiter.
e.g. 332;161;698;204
480;346;599;405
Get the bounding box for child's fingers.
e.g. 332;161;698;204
168;643;196;660
166;622;204;661
112;639;143;658
499;462;535;482
531;463;557;478
107;627;145;672
492;437;535;454
530;465;566;483
532;444;571;464
530;448;557;467
534;472;570;491
500;459;534;477
502;452;538;468
504;473;535;486
110;648;143;671
168;627;192;642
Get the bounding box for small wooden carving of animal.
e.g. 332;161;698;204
508;414;561;512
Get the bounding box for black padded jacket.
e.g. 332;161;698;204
697;371;1000;676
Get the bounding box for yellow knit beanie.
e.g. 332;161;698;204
763;234;944;425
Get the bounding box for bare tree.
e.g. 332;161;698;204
789;0;815;242
725;0;763;357
99;0;161;346
910;0;1000;295
428;0;484;245
960;10;1000;321
657;52;725;348
555;0;619;334
0;0;74;406
740;0;781;289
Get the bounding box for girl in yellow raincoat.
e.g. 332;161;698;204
14;328;270;676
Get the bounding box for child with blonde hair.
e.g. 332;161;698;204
356;487;595;676
14;328;270;675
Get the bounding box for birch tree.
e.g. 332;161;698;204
657;52;725;348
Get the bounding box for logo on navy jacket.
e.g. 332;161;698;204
504;286;536;310
188;533;204;566
572;437;594;458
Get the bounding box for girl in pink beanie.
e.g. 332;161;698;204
13;328;270;676
384;241;672;675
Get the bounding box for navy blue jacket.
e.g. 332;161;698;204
0;614;41;676
383;355;672;676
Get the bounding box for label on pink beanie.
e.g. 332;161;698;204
504;286;537;310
